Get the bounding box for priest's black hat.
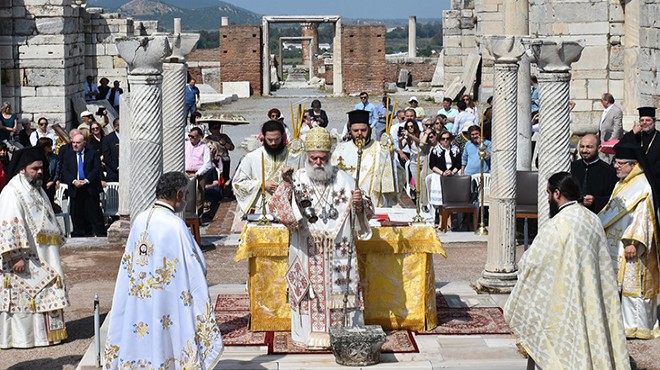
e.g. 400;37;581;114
6;146;46;180
347;110;370;126
613;142;642;161
638;106;656;119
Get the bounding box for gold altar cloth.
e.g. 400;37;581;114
236;224;446;331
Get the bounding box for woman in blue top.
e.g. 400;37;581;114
0;102;18;143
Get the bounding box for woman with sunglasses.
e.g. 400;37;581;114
29;117;58;150
427;130;461;226
88;121;105;152
400;119;423;200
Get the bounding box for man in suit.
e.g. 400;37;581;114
101;118;120;182
598;93;623;163
61;133;106;237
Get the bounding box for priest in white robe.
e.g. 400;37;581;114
268;127;374;348
599;142;660;339
505;172;630;370
332;110;398;207
103;172;223;369
0;147;68;348
232;120;303;216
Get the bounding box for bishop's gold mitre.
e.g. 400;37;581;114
304;127;332;152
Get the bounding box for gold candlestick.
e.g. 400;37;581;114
411;148;425;224
475;140;488;235
258;151;270;225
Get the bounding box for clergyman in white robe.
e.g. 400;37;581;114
104;172;223;369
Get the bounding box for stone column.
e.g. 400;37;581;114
504;0;532;170
262;18;271;96
301;22;318;69
623;0;641;116
116;36;172;220
161;20;199;173
477;36;525;293
527;39;584;227
408;16;417;58
333;19;343;96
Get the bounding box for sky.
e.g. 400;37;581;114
221;0;451;20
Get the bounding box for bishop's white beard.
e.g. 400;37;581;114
305;160;335;185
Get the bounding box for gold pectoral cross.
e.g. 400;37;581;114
336;156;356;172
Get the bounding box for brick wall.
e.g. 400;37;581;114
341;25;386;94
220;26;262;96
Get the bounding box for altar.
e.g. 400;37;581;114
234;223;446;332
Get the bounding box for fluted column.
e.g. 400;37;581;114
161;19;200;172
116;36;172;221
477;36;525;293
408;16;417;58
527;39;584;227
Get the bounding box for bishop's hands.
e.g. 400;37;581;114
281;165;294;184
12;258;26;273
624;244;639;260
352;189;365;213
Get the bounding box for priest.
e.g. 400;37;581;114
232;120;302;216
505;172;630;369
0;147;68;348
103;172;223;368
332;110;398;207
619;106;660;187
599;142;660;339
268;127;373;348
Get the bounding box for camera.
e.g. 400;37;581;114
398;126;405;137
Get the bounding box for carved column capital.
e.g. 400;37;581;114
482;35;525;64
526;38;584;72
116;36;172;75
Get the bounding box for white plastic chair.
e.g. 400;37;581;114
54;184;71;237
102;182;120;218
471;173;491;207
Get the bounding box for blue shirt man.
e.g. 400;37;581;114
461;126;491;176
185;79;200;121
354;92;377;128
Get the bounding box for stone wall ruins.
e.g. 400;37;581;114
219;26;262;96
0;1;156;128
443;0;660;130
341;25;386;94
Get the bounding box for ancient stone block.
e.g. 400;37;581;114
13;19;37;36
25;68;65;86
571;79;588;99
572;47;608;70
568;22;609;35
19;44;65;59
36;86;66;97
587;79;608;99
330;326;386;367
222;81;250;98
35;17;77;34
21;96;66;112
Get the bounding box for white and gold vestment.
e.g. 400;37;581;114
331;139;397;207
268;168;373;348
505;203;631;369
103;201;223;369
0;175;68;348
599;164;660;339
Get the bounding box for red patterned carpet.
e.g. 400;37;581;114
214;292;511;352
214;294;418;353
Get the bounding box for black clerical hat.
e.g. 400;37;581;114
613;142;641;161
638;106;656;118
347;110;370;126
6;146;46;180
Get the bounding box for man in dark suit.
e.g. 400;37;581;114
101;118;120;182
61;133;106;237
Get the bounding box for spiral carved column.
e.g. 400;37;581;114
526;39;584;228
476;36;524;293
116;36;171;221
536;72;572;227
162;62;187;172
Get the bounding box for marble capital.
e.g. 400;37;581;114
116;36;172;75
154;32;200;63
482;35;525;64
526;38;584;72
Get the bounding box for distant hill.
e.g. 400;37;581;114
88;0;262;30
87;0;442;31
